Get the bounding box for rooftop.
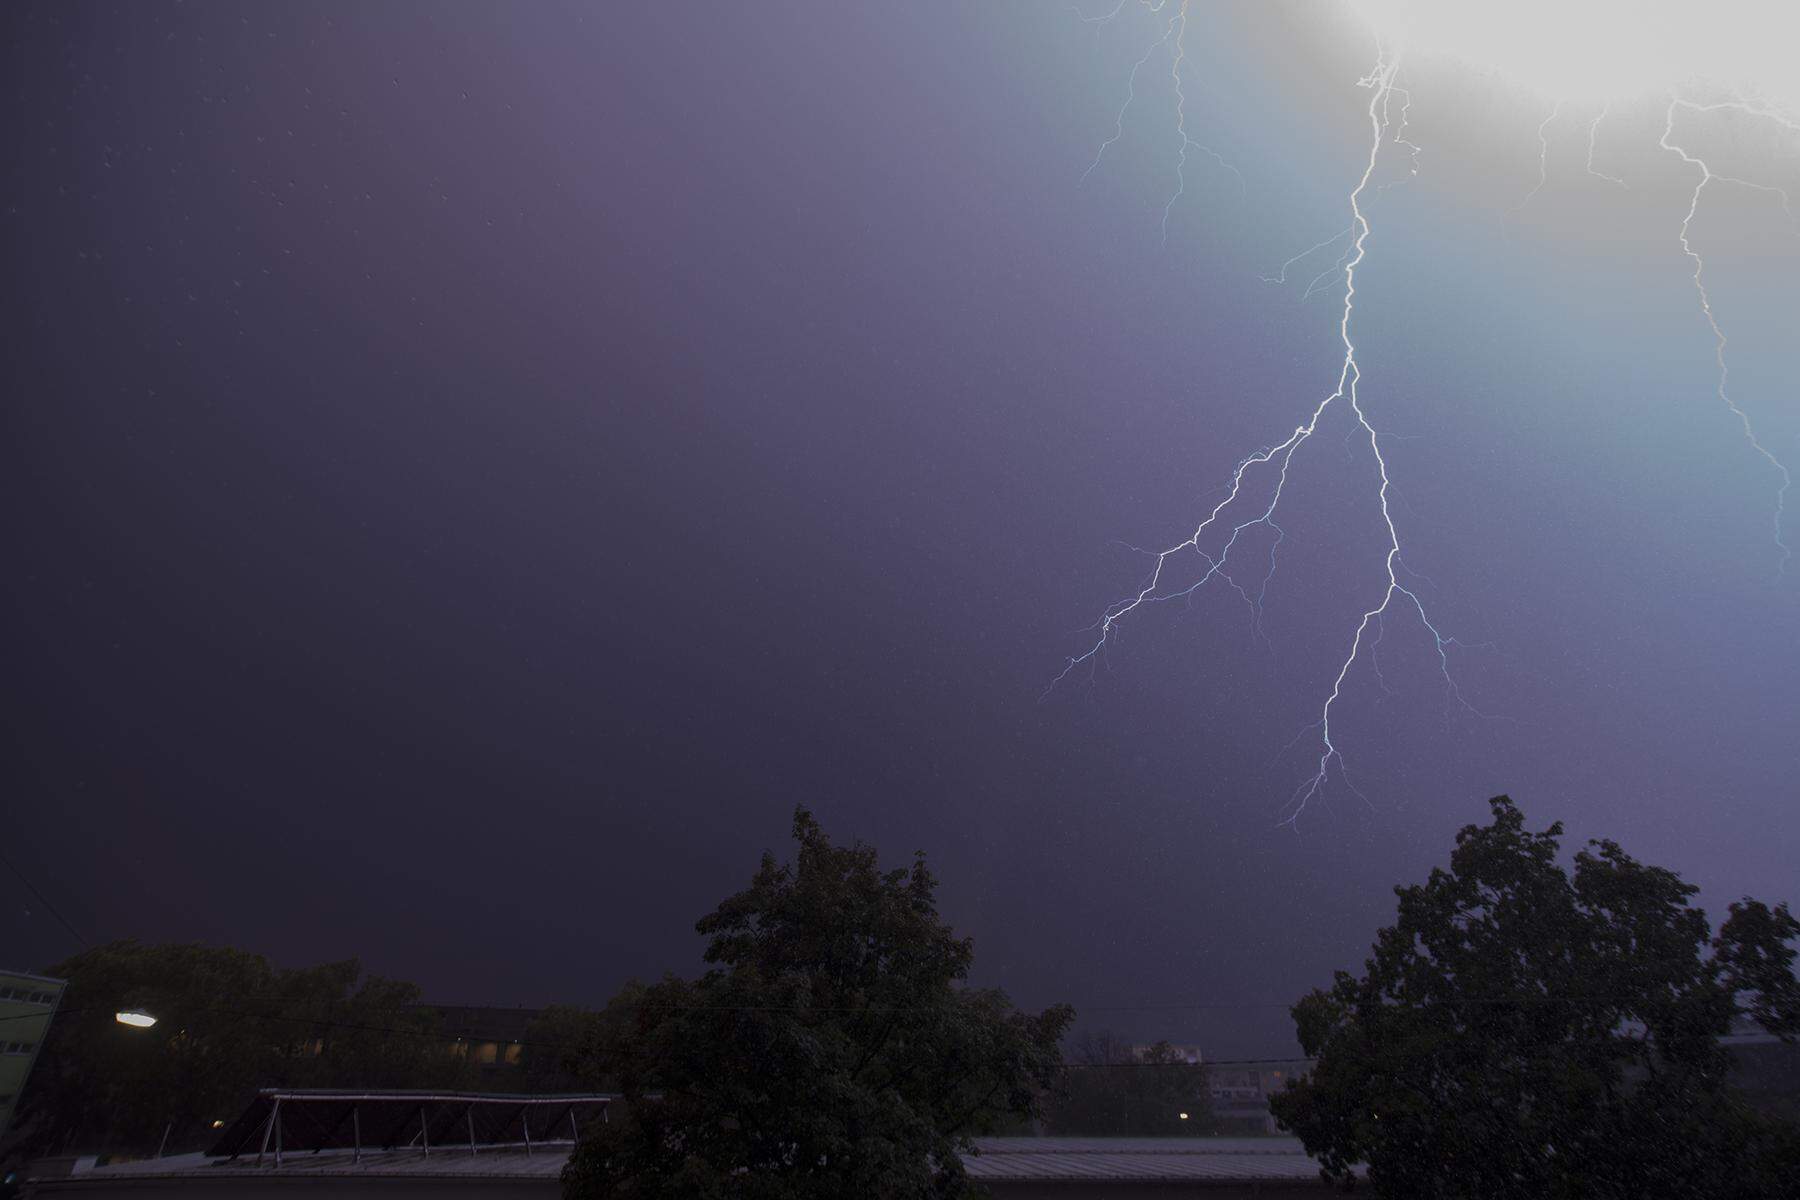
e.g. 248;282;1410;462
38;1137;1339;1187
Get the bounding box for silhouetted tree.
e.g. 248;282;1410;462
560;808;1072;1200
1271;795;1800;1199
518;1004;617;1093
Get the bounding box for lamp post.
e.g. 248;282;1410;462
112;1010;168;1154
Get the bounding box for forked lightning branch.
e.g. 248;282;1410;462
1055;1;1797;822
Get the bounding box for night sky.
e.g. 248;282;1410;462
6;2;1797;1058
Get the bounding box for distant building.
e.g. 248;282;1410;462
0;969;66;1142
1725;1018;1800;1121
1207;1060;1310;1135
1129;1043;1204;1065
429;1005;543;1076
1123;1044;1309;1134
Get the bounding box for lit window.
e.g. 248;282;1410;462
475;1042;498;1065
504;1043;523;1065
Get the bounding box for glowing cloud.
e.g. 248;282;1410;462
1350;0;1800;109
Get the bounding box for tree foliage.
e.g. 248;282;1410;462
8;941;464;1159
519;1004;618;1094
1270;795;1800;1198
1044;1033;1215;1136
561;808;1073;1200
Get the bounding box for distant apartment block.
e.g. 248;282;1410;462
1;969;66;1142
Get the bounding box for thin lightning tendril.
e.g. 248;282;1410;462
1379;76;1421;190
1161;2;1194;245
1585;101;1628;189
1082;1;1242;236
1160;1;1245;244
1512;99;1564;217
1083;4;1180;183
1260;226;1354;286
1302;239;1359;302
1660;96;1794;568
1074;0;1137;28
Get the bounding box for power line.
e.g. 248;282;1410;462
7;987;1747;1069
0;845;89;948
0;989;1736;1028
5;1002;1313;1068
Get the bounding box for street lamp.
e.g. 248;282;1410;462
115;1010;174;1156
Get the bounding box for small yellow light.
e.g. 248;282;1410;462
115;1011;158;1028
1178;1112;1189;1120
211;1120;225;1129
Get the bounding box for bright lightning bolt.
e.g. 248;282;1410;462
1286;52;1474;821
1667;99;1800;227
1057;3;1800;823
1053;45;1471;822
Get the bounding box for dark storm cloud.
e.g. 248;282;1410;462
5;1;1796;1056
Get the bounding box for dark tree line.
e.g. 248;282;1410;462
1272;795;1800;1199
5;944;468;1161
16;794;1791;1200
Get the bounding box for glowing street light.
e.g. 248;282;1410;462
1178;1112;1189;1121
115;1010;158;1028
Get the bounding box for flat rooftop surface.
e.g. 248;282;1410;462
967;1138;1326;1183
48;1138;1332;1185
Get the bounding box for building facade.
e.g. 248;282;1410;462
0;970;66;1143
1206;1060;1310;1135
431;1004;543;1076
